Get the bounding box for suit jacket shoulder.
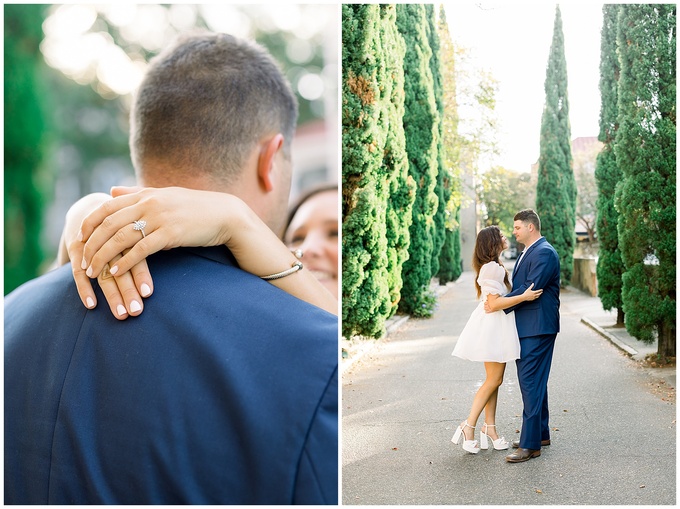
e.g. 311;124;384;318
5;247;338;505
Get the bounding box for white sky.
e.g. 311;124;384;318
445;2;604;172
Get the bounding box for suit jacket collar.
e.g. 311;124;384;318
513;236;545;277
186;246;239;268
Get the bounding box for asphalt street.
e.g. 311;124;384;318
342;271;676;505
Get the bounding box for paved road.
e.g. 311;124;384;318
342;271;676;505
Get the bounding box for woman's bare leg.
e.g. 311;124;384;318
482;362;505;440
461;362;506;441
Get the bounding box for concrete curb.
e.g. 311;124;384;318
581;316;638;356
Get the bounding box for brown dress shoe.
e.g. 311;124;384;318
506;448;541;463
511;438;550;448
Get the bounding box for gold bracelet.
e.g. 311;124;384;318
261;261;303;281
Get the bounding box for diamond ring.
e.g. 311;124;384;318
132;220;147;238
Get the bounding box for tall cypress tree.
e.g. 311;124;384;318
536;5;577;285
425;4;446;280
396;4;440;316
615;5;676;357
341;4;391;338
436;5;462;284
595;4;625;325
4;4;51;294
381;5;416;318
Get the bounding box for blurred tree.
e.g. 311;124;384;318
4;4;52;294
615;4;676;357
396;4;440;317
6;4;337;292
595;4;625;325
479;167;533;234
573;143;600;244
536;5;577;286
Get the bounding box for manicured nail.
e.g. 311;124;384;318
77;231;83;242
86;297;95;308
81;258;88;270
86;267;93;278
130;300;141;313
140;283;151;297
117;304;127;316
110;265;118;275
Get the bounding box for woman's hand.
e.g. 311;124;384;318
484;283;542;313
79;186;238;279
79;186;338;316
60;192;151;320
521;283;543;301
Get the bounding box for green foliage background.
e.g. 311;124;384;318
594;4;625;322
435;5;462;284
341;4;392;339
535;5;577;286
615;4;675;355
4;5;335;295
380;5;416;319
4;4;52;294
342;4;463;335
395;4;441;317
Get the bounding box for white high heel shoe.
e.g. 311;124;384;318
479;423;509;450
451;420;480;454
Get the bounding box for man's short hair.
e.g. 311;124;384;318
130;31;298;186
514;209;541;231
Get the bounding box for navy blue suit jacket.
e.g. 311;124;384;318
5;247;338;504
504;237;560;338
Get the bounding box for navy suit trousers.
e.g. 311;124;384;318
516;333;556;450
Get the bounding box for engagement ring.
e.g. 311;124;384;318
132;219;147;238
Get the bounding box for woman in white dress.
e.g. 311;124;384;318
451;225;542;454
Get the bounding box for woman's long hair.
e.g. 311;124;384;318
472;225;511;298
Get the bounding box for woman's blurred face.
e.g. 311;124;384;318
284;190;339;298
500;232;509;253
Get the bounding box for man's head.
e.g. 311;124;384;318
513;209;541;246
130;31;298;232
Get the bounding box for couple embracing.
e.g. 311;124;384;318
451;209;560;463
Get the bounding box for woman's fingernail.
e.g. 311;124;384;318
81;259;88;270
140;283;151;297
117;304;127;316
86;267;93;278
86;297;95;308
110;265;118;275
77;231;83;242
130;300;142;313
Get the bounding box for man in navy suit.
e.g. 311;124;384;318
5;32;338;504
491;209;560;463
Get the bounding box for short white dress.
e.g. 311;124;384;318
451;261;520;363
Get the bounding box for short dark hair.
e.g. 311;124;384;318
130;31;298;186
514;209;541;231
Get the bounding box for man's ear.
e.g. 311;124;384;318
257;134;285;192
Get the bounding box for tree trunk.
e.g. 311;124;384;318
657;322;676;358
616;308;625;326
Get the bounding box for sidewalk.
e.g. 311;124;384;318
342;270;676;505
343;276;673;385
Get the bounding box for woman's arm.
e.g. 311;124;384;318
77;186;338;316
485;283;542;312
